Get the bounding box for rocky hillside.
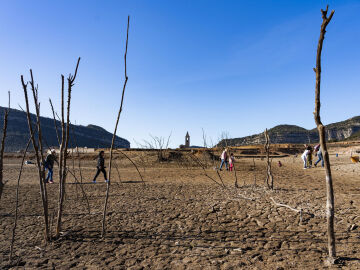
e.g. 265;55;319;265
218;116;360;146
0;106;130;152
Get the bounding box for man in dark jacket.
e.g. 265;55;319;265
44;149;57;183
92;151;108;183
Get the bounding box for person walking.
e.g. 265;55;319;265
92;151;108;183
44;149;57;183
229;153;235;171
301;148;310;169
314;144;324;167
219;148;228;171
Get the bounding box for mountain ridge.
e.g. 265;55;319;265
218;116;360;146
0;106;130;152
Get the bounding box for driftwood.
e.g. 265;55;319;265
21;72;50;242
0;91;10;201
56;58;81;238
264;129;274;189
102;16;130;237
9;137;31;262
270;197;303;224
313;5;336;263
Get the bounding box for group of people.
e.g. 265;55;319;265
301;144;324;169
42;144;324;183
219;148;235;171
42;150;109;184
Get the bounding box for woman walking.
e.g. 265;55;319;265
219;148;228;171
92;151;109;183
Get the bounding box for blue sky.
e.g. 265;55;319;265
1;0;360;147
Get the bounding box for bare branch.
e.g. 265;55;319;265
264;129;274;189
9;137;31;262
49;98;60;146
56;57;81;238
102;16;130;237
21;73;50;241
0;91;10;201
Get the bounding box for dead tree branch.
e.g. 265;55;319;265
313;5;336;263
188;153;225;189
270;197;303;224
233;163;239;188
21;72;50;241
56;57;81;238
9;137;31;263
102;16;130;237
264;129;274;189
0;91;10;201
49;98;60;146
252;157;257;187
117;150;145;185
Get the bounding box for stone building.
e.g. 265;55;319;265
179;132;190;148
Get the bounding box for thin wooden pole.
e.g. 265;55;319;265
9;137;31;262
102;16;130;237
313;5;336;264
0;91;10;201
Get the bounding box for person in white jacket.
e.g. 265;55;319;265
219;148;228;171
301;149;310;169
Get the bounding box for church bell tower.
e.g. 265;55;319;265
185;132;190;148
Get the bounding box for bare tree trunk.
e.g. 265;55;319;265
56;75;65;238
234;163;239;188
9;137;31;263
56;58;80;238
264;129;273;189
21;73;50;242
102;16;130;237
313;5;336;263
0;91;10;201
252;157;257;187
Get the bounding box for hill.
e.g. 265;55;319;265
0;106;130;152
218;116;360;146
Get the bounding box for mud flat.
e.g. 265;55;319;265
1;148;360;269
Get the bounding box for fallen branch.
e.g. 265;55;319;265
270;197;303;224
